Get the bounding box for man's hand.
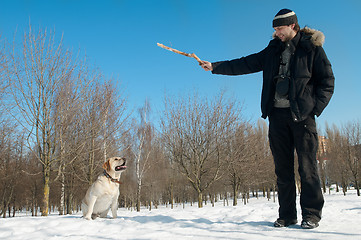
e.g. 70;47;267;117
199;61;213;71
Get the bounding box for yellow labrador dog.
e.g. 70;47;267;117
82;157;127;220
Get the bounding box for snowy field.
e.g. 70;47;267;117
0;190;360;240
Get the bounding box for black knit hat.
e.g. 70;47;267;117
272;9;298;28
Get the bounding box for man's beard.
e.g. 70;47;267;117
283;35;294;42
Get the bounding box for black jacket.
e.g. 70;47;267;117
211;27;335;122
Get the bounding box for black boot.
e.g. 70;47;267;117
301;219;319;229
274;218;297;227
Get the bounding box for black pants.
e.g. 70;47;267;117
269;108;324;222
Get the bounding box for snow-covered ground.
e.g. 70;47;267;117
0;190;360;240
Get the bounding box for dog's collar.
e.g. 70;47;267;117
103;170;122;184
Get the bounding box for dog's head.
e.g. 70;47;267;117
102;157;127;173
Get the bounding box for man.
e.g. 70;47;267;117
200;9;334;229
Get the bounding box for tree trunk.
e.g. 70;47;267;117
355;180;360;196
224;192;229;206
170;182;174;209
273;184;276;203
242;193;247;205
2;187;14;218
66;192;73;214
319;161;327;193
59;171;65;215
233;184;238;206
136;179;141;212
41;169;50;216
89;137;95;185
197;191;203;208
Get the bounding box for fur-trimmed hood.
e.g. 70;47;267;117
300;27;325;46
273;27;325;46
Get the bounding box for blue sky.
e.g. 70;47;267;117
1;0;360;133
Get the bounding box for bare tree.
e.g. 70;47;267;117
317;134;328;193
7;26;76;216
129;100;154;212
252;120;276;201
342;120;361;196
0;121;17;217
325;123;350;195
52;73;89;214
162;92;240;208
224;121;253;206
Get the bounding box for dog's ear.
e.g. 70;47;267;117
102;160;111;171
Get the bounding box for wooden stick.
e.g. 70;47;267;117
157;43;202;64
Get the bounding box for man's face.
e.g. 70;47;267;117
274;24;296;42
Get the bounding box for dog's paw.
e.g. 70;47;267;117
84;216;92;220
